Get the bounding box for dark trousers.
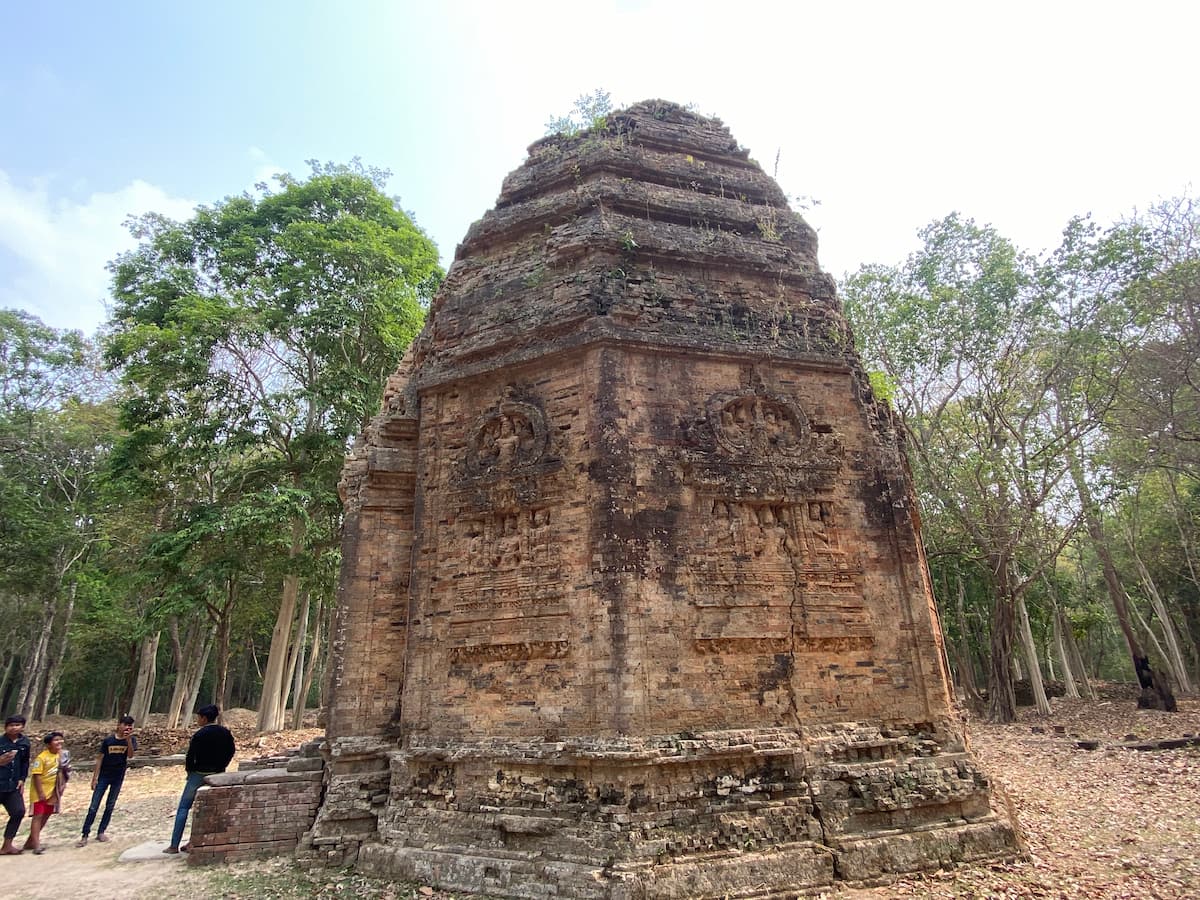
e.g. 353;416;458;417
82;773;125;837
0;789;24;840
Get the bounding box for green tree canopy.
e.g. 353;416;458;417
104;161;443;731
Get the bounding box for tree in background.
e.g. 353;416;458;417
844;215;1079;722
105;161;442;732
0;311;114;717
844;199;1200;720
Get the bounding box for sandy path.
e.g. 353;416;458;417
2;765;189;900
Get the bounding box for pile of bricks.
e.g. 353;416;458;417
187;740;325;865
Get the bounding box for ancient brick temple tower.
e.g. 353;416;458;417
305;101;1018;896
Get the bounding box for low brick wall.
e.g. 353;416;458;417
187;746;326;865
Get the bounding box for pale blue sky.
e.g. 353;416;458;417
3;1;1197;334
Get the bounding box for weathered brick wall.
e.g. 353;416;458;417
297;737;392;866
187;752;325;866
326;360;420;741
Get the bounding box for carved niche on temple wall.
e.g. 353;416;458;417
446;395;568;662
467;399;550;479
684;387;871;654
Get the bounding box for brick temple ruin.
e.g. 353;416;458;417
302;100;1020;896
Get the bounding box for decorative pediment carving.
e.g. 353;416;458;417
711;392;809;457
468;400;549;476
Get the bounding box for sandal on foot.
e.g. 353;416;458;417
163;845;179;854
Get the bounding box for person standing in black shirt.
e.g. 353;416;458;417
77;715;137;846
164;704;234;853
0;715;30;855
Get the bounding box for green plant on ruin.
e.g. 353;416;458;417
868;369;897;405
756;207;781;242
523;264;546;288
545;89;614;137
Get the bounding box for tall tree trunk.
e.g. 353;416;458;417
102;677;118;720
1059;606;1096;700
166;618;216;728
950;577;984;708
17;601;54;718
279;589;310;722
1016;588;1051;716
317;598;335;710
1051;602;1080;699
129;631;161;722
165;619;186;728
292;596;325;729
257;517;306;733
1131;603;1174;681
1064;441;1176;711
184;628;214;716
1011;652;1025;682
285;590;312;729
0;656;13;714
212;578;238;710
0;654;17;713
986;557;1018;723
1165;475;1200;684
1166;473;1200;589
1041;574;1079;698
1124;536;1194;694
35;581;78;720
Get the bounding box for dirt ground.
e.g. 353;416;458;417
2;694;1198;899
0;709;321;899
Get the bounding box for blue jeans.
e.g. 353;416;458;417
169;772;207;848
82;773;125;837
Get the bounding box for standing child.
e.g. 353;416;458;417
0;715;30;855
77;715;136;846
24;732;69;855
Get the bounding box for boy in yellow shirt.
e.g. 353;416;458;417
24;731;68;854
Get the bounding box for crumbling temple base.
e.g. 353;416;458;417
349;725;1011;897
303;102;1019;897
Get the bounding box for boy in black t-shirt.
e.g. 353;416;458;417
77;715;137;846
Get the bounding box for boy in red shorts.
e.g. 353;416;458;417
24;732;68;854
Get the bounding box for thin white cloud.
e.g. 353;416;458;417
0;171;197;335
247;146;286;189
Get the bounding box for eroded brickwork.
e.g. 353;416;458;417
189;751;325;865
311;100;1019;896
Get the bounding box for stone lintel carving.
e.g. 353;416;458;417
449;640;570;663
693;637;791;655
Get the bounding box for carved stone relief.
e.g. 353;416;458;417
447;504;568;662
686;491;872;653
711;392;809;457
468;400;549;477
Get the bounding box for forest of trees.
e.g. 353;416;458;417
843;198;1200;722
0;158;1195;730
0;162;442;732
